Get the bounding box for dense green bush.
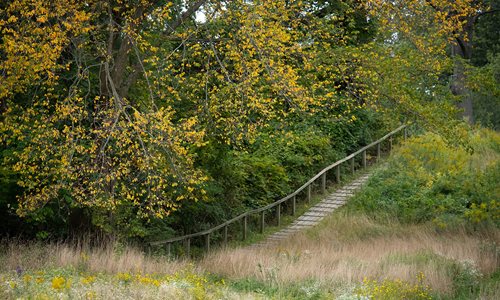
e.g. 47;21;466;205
160;111;384;239
0;105;384;240
349;129;500;227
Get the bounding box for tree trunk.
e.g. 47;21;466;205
450;19;475;123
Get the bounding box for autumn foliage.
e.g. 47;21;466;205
0;0;486;237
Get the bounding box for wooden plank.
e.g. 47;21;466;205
336;165;340;183
205;233;210;252
242;215;247;241
307;185;311;203
260;211;265;233
362;150;367;169
321;172;326;194
377;142;381;161
223;225;228;247
276;203;281;226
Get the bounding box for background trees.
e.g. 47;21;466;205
0;0;492;240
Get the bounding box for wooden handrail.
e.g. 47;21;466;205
150;124;407;248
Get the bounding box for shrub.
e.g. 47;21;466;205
349;129;500;226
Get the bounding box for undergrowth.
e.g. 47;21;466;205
348;128;500;227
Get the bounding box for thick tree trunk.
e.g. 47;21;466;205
450;19;475;123
106;0;209;101
451;42;474;123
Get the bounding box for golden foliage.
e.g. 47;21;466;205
0;0;479;221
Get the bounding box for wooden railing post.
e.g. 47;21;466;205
260;211;265;233
223;225;228;247
377;142;381;162
351;157;355;174
276;204;281;226
307;185;311;203
205;233;210;253
336;165;340;183
404;127;407;140
389;136;393;152
242;215;247;241
321;172;326;194
292;196;296;216
362;150;367;169
185;238;190;258
166;243;171;257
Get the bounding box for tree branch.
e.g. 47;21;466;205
119;1;209;99
455;37;470;59
473;9;499;24
165;0;208;35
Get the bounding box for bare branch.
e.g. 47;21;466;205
165;0;208;35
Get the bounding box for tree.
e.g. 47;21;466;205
0;0;211;222
468;0;500;128
0;0;349;227
0;0;480;236
367;0;499;123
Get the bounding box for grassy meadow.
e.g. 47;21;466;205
1;129;499;299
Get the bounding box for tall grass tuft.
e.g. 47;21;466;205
200;212;499;296
0;236;189;275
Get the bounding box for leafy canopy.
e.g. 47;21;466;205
0;0;479;224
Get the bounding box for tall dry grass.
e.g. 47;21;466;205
200;212;500;294
1;213;498;296
0;236;190;275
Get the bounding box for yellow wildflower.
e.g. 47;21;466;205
51;276;65;290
